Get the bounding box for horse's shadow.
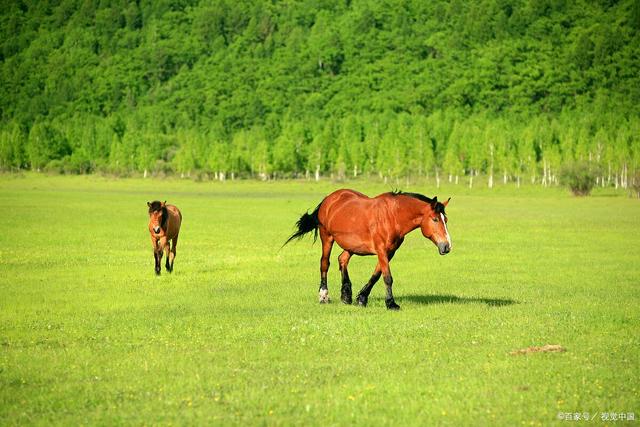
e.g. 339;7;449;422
396;293;517;307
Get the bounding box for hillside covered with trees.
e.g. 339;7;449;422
1;0;639;186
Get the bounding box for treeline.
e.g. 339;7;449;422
2;109;638;187
1;0;639;186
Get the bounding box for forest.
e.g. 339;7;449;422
1;0;639;187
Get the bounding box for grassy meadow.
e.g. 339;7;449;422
0;174;638;426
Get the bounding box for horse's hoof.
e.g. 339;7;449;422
386;300;400;310
319;289;330;304
356;295;368;307
155;270;161;276
341;285;352;304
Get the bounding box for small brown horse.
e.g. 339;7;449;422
285;189;451;310
147;201;182;275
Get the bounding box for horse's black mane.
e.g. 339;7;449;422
391;190;446;214
148;200;168;229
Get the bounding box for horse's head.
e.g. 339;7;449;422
420;197;451;255
147;200;167;235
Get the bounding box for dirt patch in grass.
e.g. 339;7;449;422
510;344;566;355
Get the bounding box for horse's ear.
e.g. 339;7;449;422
443;197;451;207
162;200;166;206
147;202;151;208
431;196;438;208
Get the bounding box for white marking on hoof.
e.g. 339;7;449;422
319;289;330;303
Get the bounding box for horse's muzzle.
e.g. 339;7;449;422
153;226;161;234
438;242;451;255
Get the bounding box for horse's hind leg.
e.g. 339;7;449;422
167;235;178;272
338;251;353;304
318;226;334;303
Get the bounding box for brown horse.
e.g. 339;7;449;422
147;201;182;275
285;190;451;310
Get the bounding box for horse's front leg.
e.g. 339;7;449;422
155;238;167;275
357;249;397;308
379;254;400;310
154;249;161;276
164;240;172;272
151;237;161;275
356;263;381;307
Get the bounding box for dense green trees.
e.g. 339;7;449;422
1;0;639;187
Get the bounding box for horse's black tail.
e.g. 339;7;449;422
283;202;322;246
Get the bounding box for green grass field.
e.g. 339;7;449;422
0;174;638;426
